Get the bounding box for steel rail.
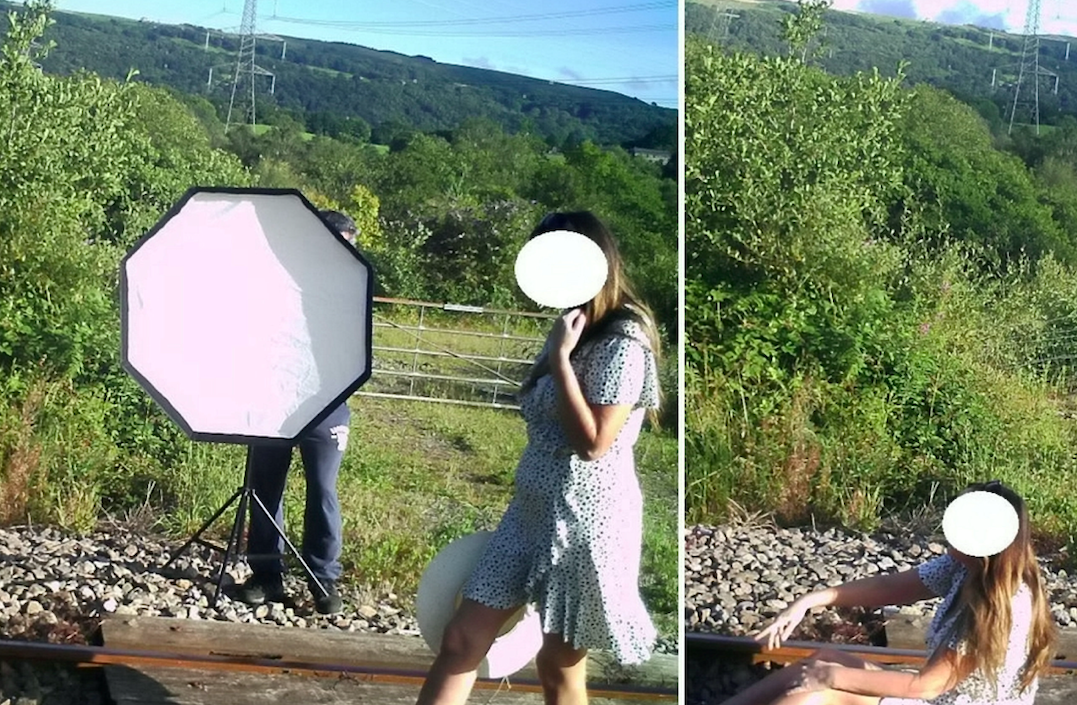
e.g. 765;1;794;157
686;633;1077;674
0;639;678;700
373;296;557;320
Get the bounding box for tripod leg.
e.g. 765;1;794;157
163;488;242;570
248;491;328;598
213;488;251;610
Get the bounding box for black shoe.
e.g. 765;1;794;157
235;576;286;605
311;580;343;615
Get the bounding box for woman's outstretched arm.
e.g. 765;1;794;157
757;568;937;649
803;567;938;610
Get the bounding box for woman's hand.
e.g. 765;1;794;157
786;661;836;694
755;598;810;650
550;308;588;362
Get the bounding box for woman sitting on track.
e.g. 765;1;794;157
415;211;663;705
721;480;1056;705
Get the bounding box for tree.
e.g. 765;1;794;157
685;34;909;383
896;86;1073;266
0;0;248;464
781;0;831;63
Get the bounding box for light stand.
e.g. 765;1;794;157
161;445;328;608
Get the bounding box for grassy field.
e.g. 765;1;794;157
246;123;391;153
250;123;315;141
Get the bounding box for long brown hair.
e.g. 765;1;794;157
934;480;1055;694
518;211;662;423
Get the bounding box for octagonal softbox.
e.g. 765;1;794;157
121;187;373;445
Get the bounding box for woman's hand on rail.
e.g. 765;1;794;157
755;598;810;650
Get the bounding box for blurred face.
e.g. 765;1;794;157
342;229;356;246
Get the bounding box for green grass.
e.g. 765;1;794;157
685;351;1077;563
950;36;1016;56
249;123;316;141
307;65;353;79
169;36;231;57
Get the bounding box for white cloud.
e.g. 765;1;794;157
822;0;1077;35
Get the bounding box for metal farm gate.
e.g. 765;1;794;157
356;297;557;410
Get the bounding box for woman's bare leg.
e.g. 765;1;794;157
415;599;521;705
768;688;880;705
535;632;589;705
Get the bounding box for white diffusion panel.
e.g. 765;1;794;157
125;190;370;440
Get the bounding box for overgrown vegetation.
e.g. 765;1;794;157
686;2;1077;555
0;0;678;631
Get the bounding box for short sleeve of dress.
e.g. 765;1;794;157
580;320;659;408
581;335;648;407
917;554;959;597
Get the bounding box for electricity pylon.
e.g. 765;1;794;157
204;0;284;132
1007;0;1053;135
706;2;739;45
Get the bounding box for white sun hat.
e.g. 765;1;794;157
416;531;544;678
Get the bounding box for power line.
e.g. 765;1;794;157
550;74;677;84
267;2;674;29
216;1;673;108
265;23;672;37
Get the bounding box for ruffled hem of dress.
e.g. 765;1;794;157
525;562;657;666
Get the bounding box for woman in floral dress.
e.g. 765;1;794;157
722;480;1056;705
416;211;664;705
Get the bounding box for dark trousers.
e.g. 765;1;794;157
247;403;350;585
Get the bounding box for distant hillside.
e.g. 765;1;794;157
687;0;1077;128
17;3;675;149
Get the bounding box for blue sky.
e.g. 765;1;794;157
827;0;1077;37
52;0;678;109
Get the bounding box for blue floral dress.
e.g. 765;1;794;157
461;316;661;664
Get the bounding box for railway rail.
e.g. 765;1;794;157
0;633;678;703
687;632;1077;705
686;632;1077;673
